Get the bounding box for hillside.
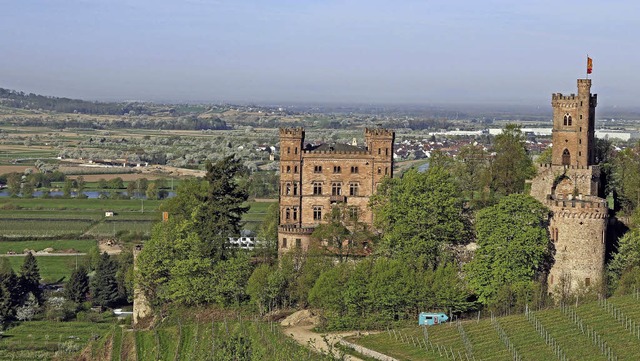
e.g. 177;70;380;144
346;293;640;361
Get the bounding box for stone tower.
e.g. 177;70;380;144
529;78;607;295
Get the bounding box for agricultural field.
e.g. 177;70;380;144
5;255;88;283
0;239;95;254
89;316;335;361
0;320;114;361
348;293;640;361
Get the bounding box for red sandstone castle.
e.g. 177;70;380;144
278;127;394;253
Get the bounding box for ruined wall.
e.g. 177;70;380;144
529;164;600;204
132;245;151;325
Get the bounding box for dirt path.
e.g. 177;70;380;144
284;324;364;361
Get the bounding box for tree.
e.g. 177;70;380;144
66;266;89;304
311;204;374;262
91;252;119;310
608;211;640;294
191;156;249;261
76;176;86;198
255;202;279;263
610;141;640;212
127;181;136;198
21;180;34;198
20;252;42;304
160;178;209;219
63;178;73;198
371;165;466;269
465;194;550;304
537;146;552;165
490;124;536;196
108;177;124;189
98;178;108;189
145;182;158;200
7;173;20;197
0;259;20;327
451;144;492;208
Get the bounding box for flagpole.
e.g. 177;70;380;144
586;54;589;79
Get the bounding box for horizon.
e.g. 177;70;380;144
1;1;639;107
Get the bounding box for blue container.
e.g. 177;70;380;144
418;312;449;326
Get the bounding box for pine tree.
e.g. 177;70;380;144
0;259;21;327
20;252;42;304
91;252;119;310
66;266;89;304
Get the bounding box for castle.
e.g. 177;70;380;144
278;127;394;253
529;78;608;294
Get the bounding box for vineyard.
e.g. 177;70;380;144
348;293;640;361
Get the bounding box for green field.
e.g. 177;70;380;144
0;239;95;254
0;198;163;212
0;219;95;238
349;294;640;361
0;320;114;360
6;255;87;283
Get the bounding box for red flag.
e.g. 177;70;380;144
587;57;593;74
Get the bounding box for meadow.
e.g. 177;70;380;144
5;255;87;283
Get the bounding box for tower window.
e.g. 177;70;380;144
562;149;571;166
294;165;298;173
313;206;322;221
585;278;591;287
286;166;291;173
293;182;298;195
386;148;389;156
294;147;298;154
563;114;572;126
285;182;291;195
580;115;583;119
332;183;342;196
579;139;582;144
351;166;359;173
385;167;389;175
314;165;322;173
333;166;341;173
282;238;287;248
579;151;582;157
313;182;323;195
292;207;298;221
349;183;359;196
285;208;291;220
295;239;301;248
378;148;381;155
287;147;290;154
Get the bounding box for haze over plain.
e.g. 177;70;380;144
0;0;638;107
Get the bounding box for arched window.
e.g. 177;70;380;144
562;149;571;166
563;114;572;126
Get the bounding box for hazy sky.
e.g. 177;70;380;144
1;0;638;106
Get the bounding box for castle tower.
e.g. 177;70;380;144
529;78;607;295
551;79;597;167
132;245;151;325
279;128;304;228
365;128;395;183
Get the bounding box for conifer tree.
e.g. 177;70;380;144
20;252;42;304
66;266;89;304
91;252;119;310
0;259;20;326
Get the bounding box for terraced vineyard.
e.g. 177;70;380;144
349;293;640;361
88;318;336;361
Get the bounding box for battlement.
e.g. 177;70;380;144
279;127;305;138
365;127;394;138
545;195;608;211
279;225;315;234
304;149;370;155
538;163;599;171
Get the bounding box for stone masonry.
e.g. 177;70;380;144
528;78;608;294
278;127;394;253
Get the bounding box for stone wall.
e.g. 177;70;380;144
133;245;151;325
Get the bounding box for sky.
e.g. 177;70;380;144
0;0;639;106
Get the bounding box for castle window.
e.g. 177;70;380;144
579;139;582;144
580;115;583;119
313;182;323;195
331;183;342;196
294;147;298;154
378;148;381;155
385;167;389;175
294;165;299;173
287;147;290;154
562;149;571;166
314;165;322;173
386;148;389;156
579;151;582;157
377;167;382;175
286;165;291;173
313;206;322;221
563;114;572;126
348;207;358;221
292;207;298;221
293;182;299;196
349;183;359;196
285;182;291;195
282;238;287;248
351;166;359;173
333;166;341;173
580;127;582;132
285;208;291;220
295;239;301;248
585;278;591;287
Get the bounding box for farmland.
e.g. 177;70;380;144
347;293;640;361
0;320;114;361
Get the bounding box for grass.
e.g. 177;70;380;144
86;220;156;237
351;293;640;361
0;197;162;212
0;239;96;254
0;320;113;361
6;255;87;283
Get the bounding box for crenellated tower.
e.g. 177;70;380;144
529;78;607;296
365;127;395;183
279;128;304;228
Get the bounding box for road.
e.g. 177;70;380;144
284;324;364;361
